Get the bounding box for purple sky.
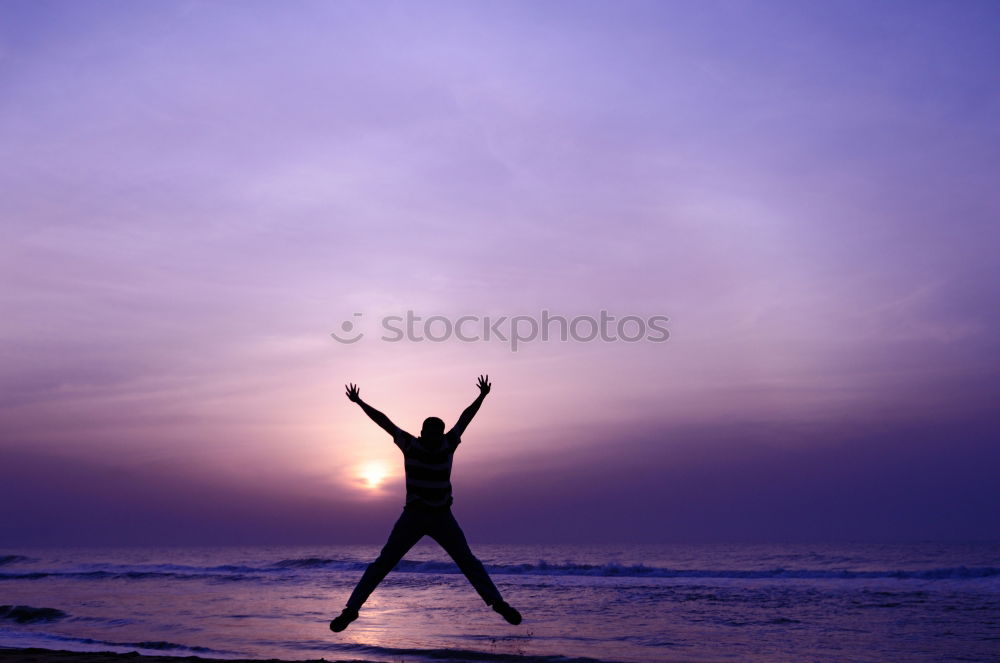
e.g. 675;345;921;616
2;1;999;545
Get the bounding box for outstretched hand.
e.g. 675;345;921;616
345;383;360;402
476;374;491;396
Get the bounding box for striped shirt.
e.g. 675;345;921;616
392;427;461;508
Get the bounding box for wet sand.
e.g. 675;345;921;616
0;650;361;663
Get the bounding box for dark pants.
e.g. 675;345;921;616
346;505;503;610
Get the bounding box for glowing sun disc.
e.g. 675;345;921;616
358;461;389;490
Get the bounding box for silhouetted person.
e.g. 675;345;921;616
329;375;522;632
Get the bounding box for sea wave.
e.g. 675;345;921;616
263;637;623;663
0;570;262;582
2;558;998;582
0;605;68;623
4;631;233;656
272;556;344;568
49;636;221;654
48;634;217;654
257;558;1000;580
480;562;1000;580
0;554;31;566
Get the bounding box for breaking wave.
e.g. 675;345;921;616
3;630;233;656
2;557;997;582
0;605;68;623
263;637;622;663
47;635;223;654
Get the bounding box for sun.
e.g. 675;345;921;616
358;461;389;490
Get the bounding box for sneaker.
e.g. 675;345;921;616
492;600;522;625
329;607;358;632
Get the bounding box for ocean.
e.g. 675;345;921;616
1;542;998;662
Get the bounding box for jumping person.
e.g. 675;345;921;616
329;375;522;632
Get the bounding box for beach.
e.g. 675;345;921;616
0;650;342;663
2;543;999;662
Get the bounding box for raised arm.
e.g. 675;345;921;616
450;374;491;437
345;383;398;436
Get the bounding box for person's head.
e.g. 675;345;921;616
421;416;445;443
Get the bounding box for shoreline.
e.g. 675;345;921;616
0;650;361;663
